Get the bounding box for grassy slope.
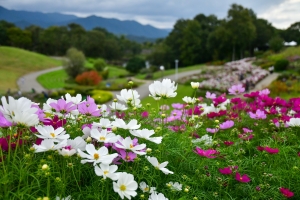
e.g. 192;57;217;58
268;46;300;61
0;46;61;93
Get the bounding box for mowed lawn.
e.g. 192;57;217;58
0;46;61;93
37;64;130;89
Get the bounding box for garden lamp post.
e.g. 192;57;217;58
160;65;165;81
175;59;179;81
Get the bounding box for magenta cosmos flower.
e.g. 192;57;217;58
220;120;234;130
206;128;219;134
235;172;251;183
194;147;219;158
264;146;279;154
279;187;294;198
78;96;100;116
228;84;245;95
219;167;232;175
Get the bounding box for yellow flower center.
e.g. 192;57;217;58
100;136;106;141
129;144;134;148
120;185;126;191
104;170;109;175
94;153;100;160
144;187;149;192
50;133;55;138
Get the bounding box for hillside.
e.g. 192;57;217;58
0;46;61;93
0;6;170;39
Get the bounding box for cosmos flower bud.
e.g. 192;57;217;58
42;164;49;171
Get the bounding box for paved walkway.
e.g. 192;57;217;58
17;66;63;93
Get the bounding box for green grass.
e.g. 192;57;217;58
141;84;195;106
0;46;61;93
268;46;300;61
37;66;130;89
135;64;205;80
36;70;68;89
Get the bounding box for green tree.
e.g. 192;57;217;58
226;4;256;60
83;30;106;58
0;20;15;46
25;25;43;52
63;48;86;79
68;23;86;50
7;27;32;49
282;22;300;45
269;36;284;52
126;57;145;73
252;18;275;51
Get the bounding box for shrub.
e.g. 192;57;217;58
63;48;86;79
91;90;113;104
101;68;109;80
75;70;102;86
94;58;107;72
126;57;145;73
274;59;289;71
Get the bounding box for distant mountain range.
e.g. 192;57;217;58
0;6;170;39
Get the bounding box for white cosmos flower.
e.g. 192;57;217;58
109;102;127;111
94;163;119;180
139;182;156;193
55;195;73;200
146;156;173;175
199;103;217;116
191;82;200;89
58;136;87;156
116;89;140;104
92;118;112;129
35;125;69;142
77;144;118;166
287;118;300;127
0;96;39;126
43;98;58;114
91;128;119;143
149;79;177;100
100;104;110;117
166;181;182;191
33;139;67;153
182;96;197;104
112;118;141;130
115;137;146;155
129;129;162;144
148;192;169;200
62;93;82;105
82;126;91;139
113;172;138;200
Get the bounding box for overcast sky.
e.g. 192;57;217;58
1;0;300;29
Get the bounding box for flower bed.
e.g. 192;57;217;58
0;77;300;199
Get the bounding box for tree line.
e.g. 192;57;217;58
147;4;300;69
0;21;142;61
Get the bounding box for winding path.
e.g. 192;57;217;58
17;64;279;103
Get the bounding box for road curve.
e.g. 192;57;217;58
17;66;63;93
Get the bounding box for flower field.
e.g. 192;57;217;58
0;75;300;199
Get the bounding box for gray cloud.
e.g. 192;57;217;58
0;0;297;29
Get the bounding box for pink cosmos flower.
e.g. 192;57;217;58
228;84;245;95
172;103;184;109
249;109;267;120
78;96;100;116
119;150;137;162
206;91;216;99
219;167;232;175
242;128;253;133
259;89;270;96
206;128;219;134
194;147;219;159
219;120;234;130
0;111;12;127
238;134;254;140
264;146;279;154
235;172;251;183
279;187;294;198
50;99;76;115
